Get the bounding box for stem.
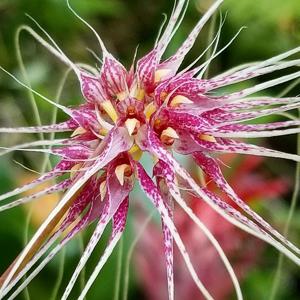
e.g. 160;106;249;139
203;12;217;79
41;68;72;172
50;247;66;300
15;25;45;300
15;26;51;171
122;213;154;300
277;78;300;98
18;54;72;298
113;237;124;300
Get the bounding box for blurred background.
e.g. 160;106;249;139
0;0;300;299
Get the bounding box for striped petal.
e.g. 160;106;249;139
154;160;243;300
193;152;300;255
137;126;300;264
78;198;129;300
0;121;75;134
0;179;71;211
136;162;214;300
61;160;133;299
158;0;224;75
100;54;128;99
79;72;107;104
0;127;132;294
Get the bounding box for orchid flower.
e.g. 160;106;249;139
135;155;289;300
0;0;300;299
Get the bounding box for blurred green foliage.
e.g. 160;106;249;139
0;0;300;299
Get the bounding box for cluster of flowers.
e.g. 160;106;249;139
0;0;299;299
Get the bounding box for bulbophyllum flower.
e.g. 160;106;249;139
0;0;300;299
134;155;289;300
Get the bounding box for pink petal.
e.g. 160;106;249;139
100;54;128;98
136;50;159;92
207;59;300;91
158;0;224;75
61;176;104;233
210;101;300;124
193;137;300;162
0;160;75;202
136;162;213;300
53;144;92;160
79;72;107;104
62;153;133;298
159;108;211;132
193;152;300;255
111;197;129;235
216;120;300;132
78;198;129;300
0;179;71;211
0;121;75;133
156;176;174;300
0;127;132;293
70;104;100;131
156;0;187;57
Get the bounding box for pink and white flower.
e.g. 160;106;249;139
135;155;289;300
0;0;300;299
